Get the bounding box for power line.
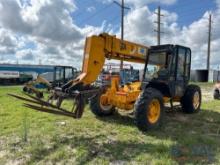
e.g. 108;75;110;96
207;13;212;73
177;7;213;18
113;0;130;70
166;1;214;14
101;13;120;33
77;3;114;25
106;15;120;33
73;0;97;18
154;6;164;45
158;1;215;25
165;8;215;25
113;0;130;40
108;14;120;25
176;16;208;25
179;8;213;17
133;0;213;14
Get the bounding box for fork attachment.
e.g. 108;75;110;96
8;88;100;119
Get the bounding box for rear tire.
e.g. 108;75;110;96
181;84;201;113
134;87;164;131
89;93;115;116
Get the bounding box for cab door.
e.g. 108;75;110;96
54;66;65;87
175;46;191;97
64;67;74;82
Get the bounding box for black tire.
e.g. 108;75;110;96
23;86;28;92
27;88;33;94
89;93;115;116
134;87;164;131
36;92;43;98
181;84;201;113
214;89;220;99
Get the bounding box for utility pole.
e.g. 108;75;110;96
207;13;212;72
114;0;130;70
154;6;164;45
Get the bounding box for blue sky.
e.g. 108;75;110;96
72;1;121;28
73;0;217;28
150;0;216;26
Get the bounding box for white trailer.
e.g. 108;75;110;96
0;71;20;79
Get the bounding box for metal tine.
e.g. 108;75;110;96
9;93;74;115
71;95;78;112
23;103;76;118
23;93;70;113
71;102;76;113
23;92;53;106
8;93;42;105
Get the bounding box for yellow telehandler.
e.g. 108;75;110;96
10;33;202;131
23;66;78;98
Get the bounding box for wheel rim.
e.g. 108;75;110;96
193;91;200;109
100;104;113;111
99;95;113;111
147;99;161;124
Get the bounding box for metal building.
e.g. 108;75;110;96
0;64;56;74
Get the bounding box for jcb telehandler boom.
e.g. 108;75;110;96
60;33;148;91
10;33;202;131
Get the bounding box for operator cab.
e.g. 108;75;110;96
143;44;191;98
53;66;77;87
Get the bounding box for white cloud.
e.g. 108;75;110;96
16;49;35;61
0;0;220;71
0;29;17;47
0;28;18;55
0;0;32;33
0;0;81;43
0;0;105;68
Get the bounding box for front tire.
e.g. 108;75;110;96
89;93;115;116
36;92;43;98
134;87;164;131
181;84;201;113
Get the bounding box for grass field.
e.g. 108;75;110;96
0;84;220;165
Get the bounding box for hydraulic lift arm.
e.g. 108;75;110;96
65;33;148;90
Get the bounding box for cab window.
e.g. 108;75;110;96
177;48;186;80
65;68;73;79
55;67;64;81
185;49;191;79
